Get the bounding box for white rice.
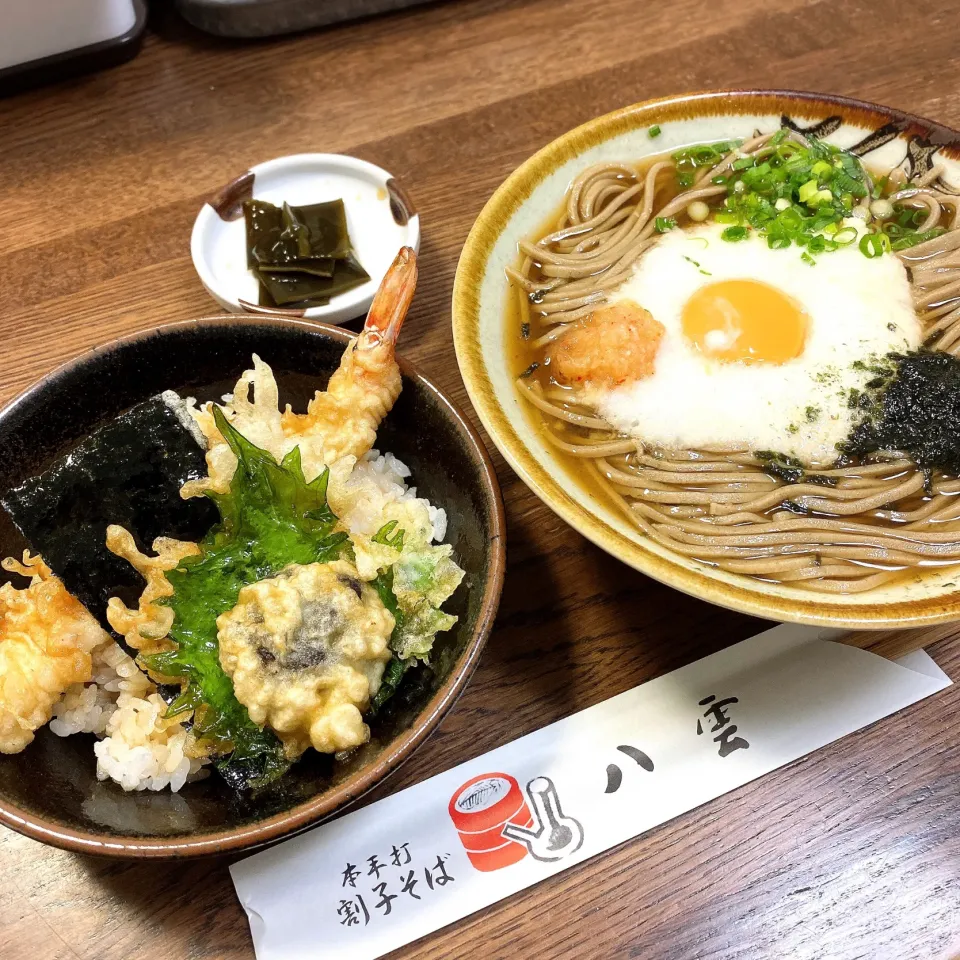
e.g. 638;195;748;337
93;693;209;793
51;640;210;792
51;639;149;736
346;451;448;542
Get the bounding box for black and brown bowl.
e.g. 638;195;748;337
0;316;504;858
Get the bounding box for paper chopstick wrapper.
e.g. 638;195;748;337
231;624;951;960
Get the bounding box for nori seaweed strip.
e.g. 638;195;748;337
1;395;217;630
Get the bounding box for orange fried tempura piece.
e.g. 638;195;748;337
0;553;110;754
549;300;665;388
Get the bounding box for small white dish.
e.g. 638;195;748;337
190;153;420;324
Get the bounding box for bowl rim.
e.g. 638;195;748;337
453;88;960;630
0;314;505;857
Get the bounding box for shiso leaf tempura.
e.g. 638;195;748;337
106;409;352;788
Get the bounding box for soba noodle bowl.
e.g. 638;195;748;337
511;129;960;594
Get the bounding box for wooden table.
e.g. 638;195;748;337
3;2;960;957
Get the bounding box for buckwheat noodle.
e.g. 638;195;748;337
513;134;960;592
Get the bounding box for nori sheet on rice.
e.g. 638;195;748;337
1;394;217;630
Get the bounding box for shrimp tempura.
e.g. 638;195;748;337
0;553;110;754
182;247;418;495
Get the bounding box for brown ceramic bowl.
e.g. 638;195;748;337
0;316;504;857
454;89;960;630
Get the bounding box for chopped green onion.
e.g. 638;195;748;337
801;251;816;265
655;216;677;232
721;225;748;242
890;227;947;251
673;139;742;168
859;232;892;258
871;173;890;200
648;125;661;138
676;133;871;256
833;226;858;246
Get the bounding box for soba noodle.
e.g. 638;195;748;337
513;133;960;593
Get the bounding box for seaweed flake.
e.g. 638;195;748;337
841;350;960;473
754;450;806;484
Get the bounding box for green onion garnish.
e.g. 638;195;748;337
833;226;858;246
664;134;933;258
648;125;661;138
890;227;947;251
859;233;891;258
798;179;820;203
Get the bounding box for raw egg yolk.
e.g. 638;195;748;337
681;279;809;364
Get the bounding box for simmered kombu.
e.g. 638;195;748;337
243;198;369;309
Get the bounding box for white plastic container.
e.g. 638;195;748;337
0;0;144;88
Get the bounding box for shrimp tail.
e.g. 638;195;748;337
359;246;418;349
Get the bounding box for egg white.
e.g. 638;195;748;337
595;222;921;465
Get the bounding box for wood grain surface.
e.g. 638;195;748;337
2;2;960;958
